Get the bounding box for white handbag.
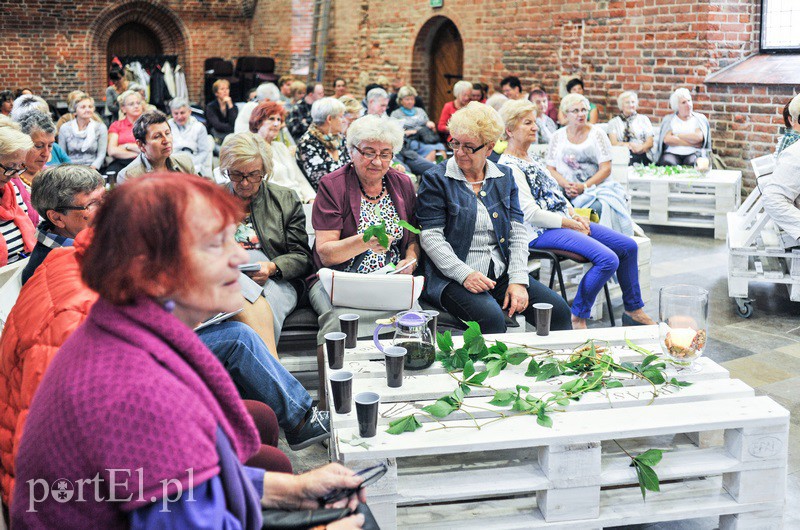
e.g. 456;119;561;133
317;268;424;310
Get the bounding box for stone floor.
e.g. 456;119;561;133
281;225;799;529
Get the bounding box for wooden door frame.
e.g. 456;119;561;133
411;15;464;118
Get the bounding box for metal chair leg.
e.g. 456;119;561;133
604;283;615;327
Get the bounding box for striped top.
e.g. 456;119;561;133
421;159;530;287
1;185;30;263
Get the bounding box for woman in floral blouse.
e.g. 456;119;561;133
499;99;654;330
296;97;351;190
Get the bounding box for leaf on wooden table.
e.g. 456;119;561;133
386;414;422;435
489;390;515;407
437;330;454;353
422;399;458;418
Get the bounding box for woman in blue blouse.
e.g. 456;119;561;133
498;99;655;329
417;102;571;334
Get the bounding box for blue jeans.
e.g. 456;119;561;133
531;223;644;319
440;273;572;334
197;321;311;430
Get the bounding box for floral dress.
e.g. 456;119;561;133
501;154;571;239
296;132;351;190
346;194;403;273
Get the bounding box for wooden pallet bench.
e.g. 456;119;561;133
626;168;742;240
327;326;789;529
726;156;800;317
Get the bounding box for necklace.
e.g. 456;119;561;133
18;172;32;187
359;176;386;201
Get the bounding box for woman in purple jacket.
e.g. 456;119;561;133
12;173;365;529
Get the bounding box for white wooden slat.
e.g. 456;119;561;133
329;356;730;407
330;377;754;430
336;396;788;462
397;477;782;529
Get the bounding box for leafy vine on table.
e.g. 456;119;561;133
384;321;691;499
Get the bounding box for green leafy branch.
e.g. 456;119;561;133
361;205;420;249
385;322;692;500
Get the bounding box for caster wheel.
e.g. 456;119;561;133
735;300;753;318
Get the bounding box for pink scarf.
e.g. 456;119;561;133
0;180;36;266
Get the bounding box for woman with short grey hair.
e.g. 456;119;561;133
168;97;213;176
296;96;351;190
389;85;445;161
654;87;711;166
437;79;473;135
309;113;420;346
57;94;108;170
607;91;654;165
17;110;62;190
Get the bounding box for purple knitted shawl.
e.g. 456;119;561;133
11;297;260;528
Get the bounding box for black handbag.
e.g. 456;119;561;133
262;502;381;529
412;126;441;145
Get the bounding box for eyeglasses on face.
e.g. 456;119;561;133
0;162;27;177
354;145;393;162
56;198;104;213
448;140;487;154
223;169;265;183
567;108;589;115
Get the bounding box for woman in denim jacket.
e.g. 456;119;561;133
417;102;571;334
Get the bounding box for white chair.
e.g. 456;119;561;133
0;258;29;334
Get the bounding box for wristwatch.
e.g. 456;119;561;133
272;264;283;279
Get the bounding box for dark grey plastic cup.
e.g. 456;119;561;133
339;313;359;348
355;392;380;437
533;303;553;336
330;371;353;414
325;332;347;369
384;346;406;388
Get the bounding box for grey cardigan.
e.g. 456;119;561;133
653;111;712;163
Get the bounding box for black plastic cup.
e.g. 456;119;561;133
355;392;380;438
533;303;553;336
325;332;347;369
424;310;439;342
330;371;353;414
384;346;406;388
339;313;359;348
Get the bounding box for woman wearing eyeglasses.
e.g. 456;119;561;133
310;114;420;343
219;133;313;354
0;126;36;266
546;93;634;235
417;102;571;334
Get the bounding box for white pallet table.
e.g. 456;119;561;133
626;168;742;239
328;326;789;530
726;177;800;316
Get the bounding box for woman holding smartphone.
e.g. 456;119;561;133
219;132;313;350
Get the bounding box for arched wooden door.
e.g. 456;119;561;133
107;22;162;69
428;21;463;126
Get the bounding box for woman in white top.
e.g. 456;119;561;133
607;91;654;166
57;94;108;170
499;99;654;329
248;100;316;203
654;87;711;167
546;93;633;235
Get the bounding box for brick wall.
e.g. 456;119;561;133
0;0;252;104
309;0;793;188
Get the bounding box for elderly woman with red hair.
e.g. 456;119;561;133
246;100;316;203
12;173;366;529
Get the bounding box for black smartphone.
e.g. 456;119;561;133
318;463;388;505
